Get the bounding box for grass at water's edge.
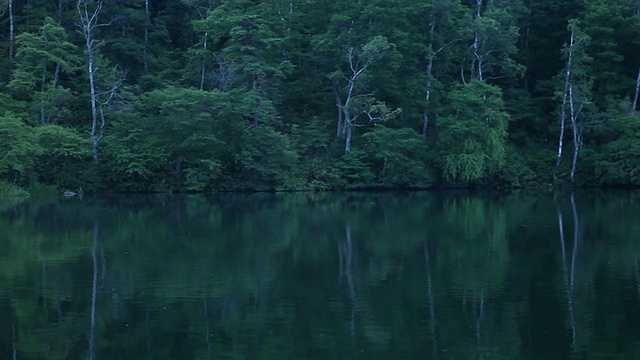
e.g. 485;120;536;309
0;181;30;198
0;182;30;210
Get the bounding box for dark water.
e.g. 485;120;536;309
1;191;640;359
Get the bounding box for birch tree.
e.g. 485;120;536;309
8;0;15;66
556;20;592;183
633;66;640;112
631;0;640;112
78;0;112;164
332;36;399;154
415;0;469;138
143;0;150;72
464;0;524;83
183;0;216;90
0;0;17;77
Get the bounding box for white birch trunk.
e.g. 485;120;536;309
558;25;575;166
78;0;104;164
471;0;483;81
88;46;99;163
9;0;15;64
144;0;150;71
53;63;61;88
335;39;390;153
345;124;352;154
341;47;366;153
40;73;47;124
570;116;580;183
94;107;107;163
423;11;436;139
200;32;208;91
632;65;640;113
52;5;64;88
335;85;345;137
557;91;568;166
569;84;577;182
471;32;479;80
423;58;433;139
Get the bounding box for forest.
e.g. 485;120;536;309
1;0;639;192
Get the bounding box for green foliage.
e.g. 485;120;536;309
105;88;230;190
362;125;434;187
287;120;345;189
335;150;376;188
439;196;510;296
102;126;168;190
438;81;509;182
0;0;639;189
9;18;78;88
581;0;638;107
9;18;79;124
360;35;394;65
26;182;59;198
236;126;301;190
193;0;293;125
592;112;640;185
34;125;92;187
467;0;526;81
498;144;537;187
0;180;30;197
0;113;42;184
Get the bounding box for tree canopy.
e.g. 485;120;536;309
1;0;639;191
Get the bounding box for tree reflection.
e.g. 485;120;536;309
437;196;511;357
557;192;600;353
636;261;640;304
2;192;640;358
338;223;361;357
424;238;438;359
87;220;99;360
557;193;585;352
12;322;17;360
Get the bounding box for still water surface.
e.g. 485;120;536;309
1;191;640;359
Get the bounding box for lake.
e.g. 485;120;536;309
1;190;640;359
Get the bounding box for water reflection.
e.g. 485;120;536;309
1;191;640;358
88;220;99;360
424;237;438;359
558;194;579;350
